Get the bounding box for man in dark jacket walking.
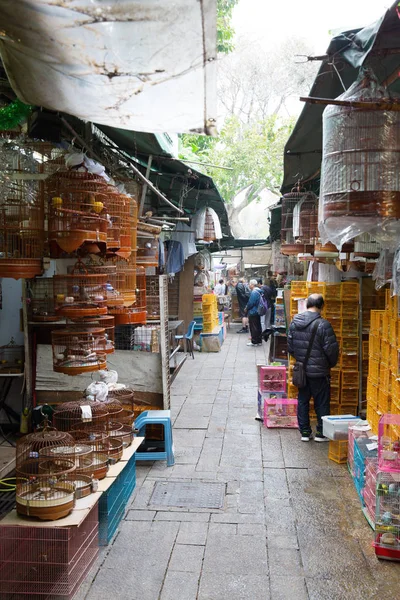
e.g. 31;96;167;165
287;293;339;442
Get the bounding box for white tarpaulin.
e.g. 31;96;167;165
0;0;217;133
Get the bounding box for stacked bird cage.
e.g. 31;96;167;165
114;258;137;307
53;263;108;319
71;428;123;463
109;266;147;325
51;327;107;375
28;277;60;322
68;315;115;354
38;444;94;498
48;171;109;256
53;400;109;433
137;235;159;267
106;188;131;257
0;138;47;279
130;196;138;258
87;261;124;308
281;190;317;256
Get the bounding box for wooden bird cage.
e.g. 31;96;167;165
130;196;138;259
53;400;109;432
106;188;131;256
71;427;123;463
109;266;147;325
54;262;108;318
28;277;60;322
203;208;218;242
108;387;135;411
281;191;317;256
108;422;134;448
137;235;159;267
114;257;137;307
101;398;124;420
51;328;107;375
68;315;115;354
16;457;76;520
48;171;109;255
0;338;24;374
16;429;76;471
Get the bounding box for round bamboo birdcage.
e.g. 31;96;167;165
53;400;109;432
28;277;60;322
71;427;123;463
38;443;106;487
53;262;108;318
48;171;109;255
109;266;147;325
51;328;107;375
137;235;159;267
68;315;115;353
119;409;135;427
114;257;137;307
108;422;134;448
108;387;135;410
102;398;124;420
281;191;317;256
16;457;76;520
16;429;76;470
106;188;131;256
129;196;138;260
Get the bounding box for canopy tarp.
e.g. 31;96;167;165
0;0;217;134
281;1;400;195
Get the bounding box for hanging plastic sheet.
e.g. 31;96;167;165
372;249;394;290
319;69;400;250
0;0;217;134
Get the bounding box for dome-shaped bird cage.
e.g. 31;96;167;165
54;262;108;318
108;422;134;448
109;266;147;325
101;397;124;420
53;400;109;432
28;277;60;323
38;444;94;498
320;70;400;248
71;427;123;464
106;188;131;257
51;328;107;375
48;171;109;256
0;138;47;279
16;457;76;520
16;429;76;471
69;315;115;354
281;190;317;256
108;387;135;411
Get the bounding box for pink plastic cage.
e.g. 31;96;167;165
264;398;298;429
258;366;287;393
378;414;400;473
0;502;99;597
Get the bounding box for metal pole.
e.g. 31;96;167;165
21;279;32;409
139;154;152;217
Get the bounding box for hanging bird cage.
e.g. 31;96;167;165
137;235;159;267
129;196;138;259
16;457;76;520
53;400;109;432
109;266;147;325
16;429;76;471
69;315;115;354
320;71;400;248
53;262;108;318
51;327;107;375
114;257;137;307
87;262;124;308
281;190;317;256
48;171;109;255
0;338;24;374
106;187;131;256
28;277;60;322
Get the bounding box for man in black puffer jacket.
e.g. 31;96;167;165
288;293;339;442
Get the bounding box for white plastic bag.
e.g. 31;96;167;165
86;381;108;403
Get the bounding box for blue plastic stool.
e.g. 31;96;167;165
135;410;175;466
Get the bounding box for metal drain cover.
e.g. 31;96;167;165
150;481;225;509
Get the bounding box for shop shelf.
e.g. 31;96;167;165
378;413;400;473
324;283;342;301
328;439;348;464
258;366;286;393
342;338;359;355
341;281;359;302
263;397;298;428
341;371;359;389
341;319;359;337
341;354;359;371
330;368;341;388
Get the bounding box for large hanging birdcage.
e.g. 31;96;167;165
320;71;400;248
281;190;317;255
137;235;159;267
0;138;46;278
51;328;107;375
48;171;109;255
28;277;60;322
106;187;131;256
68;315;115;354
53;262;108;318
114;257;137;307
109;266;147;325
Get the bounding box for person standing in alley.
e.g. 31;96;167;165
234;278;250;334
287;293;339;442
245;279;262;346
214;278;226;296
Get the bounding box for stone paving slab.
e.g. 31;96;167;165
76;327;400;600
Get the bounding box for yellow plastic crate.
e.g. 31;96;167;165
339;402;358;415
288;383;298;398
368;359;380;385
340;388;358;404
341;281;359;302
202;294;217;305
381;313;389;342
362;340;369;361
342;338;359;355
367;377;378;410
324;301;341;319
329;318;341;337
330;402;340;415
324;283;342;302
328;440;348;464
390;345;398;376
290;281;307;297
369;335;381;360
341;320;359;337
367;405;380;435
381;342;390;367
330;368;341;388
307;282;326;295
341;303;359;320
331;387;340;403
341;354;359;371
342;371;359;389
370;310;385;336
380;366;391;394
378;391;391;414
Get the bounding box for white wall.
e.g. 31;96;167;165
0;278;24;346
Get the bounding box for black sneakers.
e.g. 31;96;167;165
314;434;329;443
237;327;249;334
301;432;312;442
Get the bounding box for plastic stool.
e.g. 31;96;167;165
134;410;174;466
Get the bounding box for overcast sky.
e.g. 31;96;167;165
232;0;392;54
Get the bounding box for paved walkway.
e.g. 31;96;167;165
78;328;400;600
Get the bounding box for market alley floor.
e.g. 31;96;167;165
77;329;400;600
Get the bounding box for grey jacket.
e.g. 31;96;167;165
287;311;339;378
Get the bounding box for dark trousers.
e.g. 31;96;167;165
248;314;262;344
297;376;330;435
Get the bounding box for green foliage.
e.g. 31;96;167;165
179;115;295;203
0;99;32;131
217;0;239;54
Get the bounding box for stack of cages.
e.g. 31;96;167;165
105;188;131;259
202;293;218;333
0;502;99;599
374;413;400;560
28;276;60;323
258;365;296;428
0;136;48;279
339;281;360;415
